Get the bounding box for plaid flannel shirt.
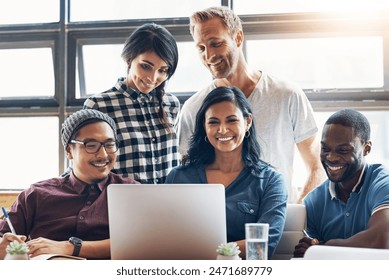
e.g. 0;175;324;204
83;78;180;184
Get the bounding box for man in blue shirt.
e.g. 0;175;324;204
294;109;389;257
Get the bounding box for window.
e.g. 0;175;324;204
0;0;59;24
0;117;59;189
69;0;220;21
234;0;389;14
167;42;212;93
0;48;55;98
246;36;384;90
76;44;126;97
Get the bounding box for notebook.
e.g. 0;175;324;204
107;183;227;260
303;245;389;260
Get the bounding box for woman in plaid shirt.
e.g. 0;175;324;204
84;23;180;184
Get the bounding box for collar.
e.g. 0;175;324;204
68;171;109;194
329;164;367;200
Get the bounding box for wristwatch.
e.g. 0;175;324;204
68;237;83;256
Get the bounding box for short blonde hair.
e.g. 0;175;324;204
189;6;242;37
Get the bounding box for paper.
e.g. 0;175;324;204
30;254;86;260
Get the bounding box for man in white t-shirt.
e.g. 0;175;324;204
178;6;325;203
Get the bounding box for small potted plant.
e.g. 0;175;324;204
216;242;241;260
3;240;29;260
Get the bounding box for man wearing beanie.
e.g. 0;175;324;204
0;109;139;259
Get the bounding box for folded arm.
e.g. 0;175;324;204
325;207;389;248
294;207;389;258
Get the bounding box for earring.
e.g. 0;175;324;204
204;136;209;143
245;130;250;138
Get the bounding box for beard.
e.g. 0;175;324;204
323;156;364;184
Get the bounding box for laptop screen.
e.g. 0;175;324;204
107;183;227;260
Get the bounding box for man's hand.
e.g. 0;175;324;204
27;237;73;258
293;236;320;258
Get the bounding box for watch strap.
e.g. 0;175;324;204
69;237;82;257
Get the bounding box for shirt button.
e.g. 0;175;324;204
146;120;150;125
86;201;91;205
154;158;158;163
345;212;350;217
249;209;254;214
79;216;85;220
152;138;156;142
155;179;159;183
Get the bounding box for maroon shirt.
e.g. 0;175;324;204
0;172;138;241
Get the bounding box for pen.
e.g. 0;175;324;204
302;229;320;245
1;207;16;235
302;229;310;238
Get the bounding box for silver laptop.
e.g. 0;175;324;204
107;184;227;260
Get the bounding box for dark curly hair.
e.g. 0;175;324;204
325;109;370;141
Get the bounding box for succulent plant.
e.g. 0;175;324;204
6;240;29;255
216;242;241;256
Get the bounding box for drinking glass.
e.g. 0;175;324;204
245;223;269;260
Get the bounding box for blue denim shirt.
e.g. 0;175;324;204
165;162;288;258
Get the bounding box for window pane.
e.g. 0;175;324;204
234;0;389;15
70;0;220;21
78;42;211;97
293;110;389;190
246;36;383;90
77;44;126;97
167;42;212;93
0;117;59;189
0;48;55;97
0;0;59;24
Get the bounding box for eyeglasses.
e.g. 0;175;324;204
70;140;118;154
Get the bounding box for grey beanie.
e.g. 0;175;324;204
61;109;117;148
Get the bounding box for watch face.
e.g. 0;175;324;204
70;237;82;246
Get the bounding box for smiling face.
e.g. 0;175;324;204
126;50;169;94
320;123;371;188
192;17;242;79
66;121;117;184
204;101;252;156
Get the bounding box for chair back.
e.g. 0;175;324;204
271;203;306;260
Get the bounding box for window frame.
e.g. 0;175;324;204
0;26;60;108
